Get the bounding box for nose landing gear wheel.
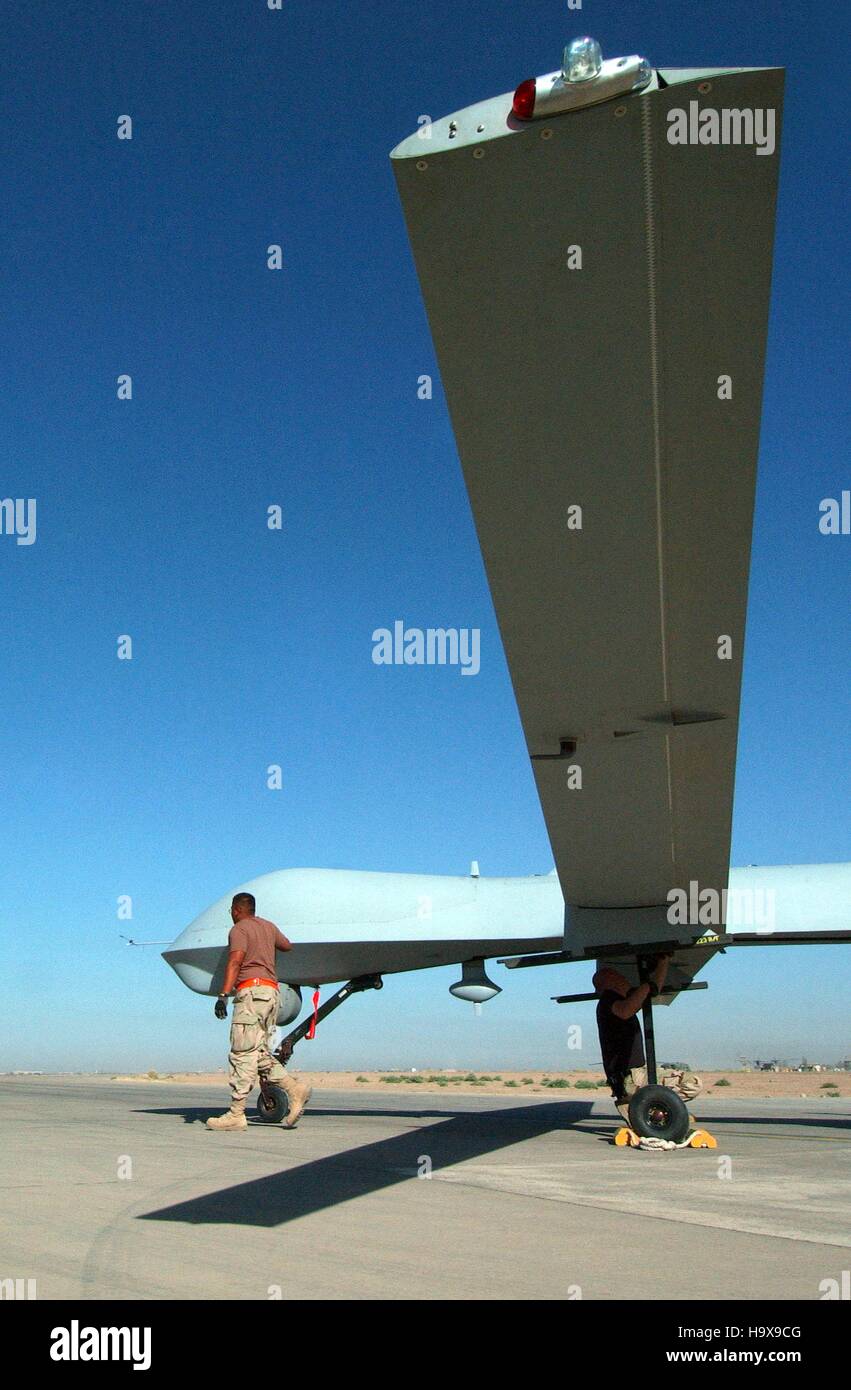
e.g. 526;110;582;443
628;1084;690;1143
257;1085;290;1124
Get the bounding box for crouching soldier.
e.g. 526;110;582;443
593;956;701;1129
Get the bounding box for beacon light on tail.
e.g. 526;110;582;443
512;37;652;121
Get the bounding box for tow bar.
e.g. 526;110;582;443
255;974;384;1123
273;973;384;1065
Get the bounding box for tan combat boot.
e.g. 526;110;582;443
284;1081;312;1128
206;1107;248;1131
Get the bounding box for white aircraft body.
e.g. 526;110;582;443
164;862;851;1025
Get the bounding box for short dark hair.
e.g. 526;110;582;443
232;892;256;912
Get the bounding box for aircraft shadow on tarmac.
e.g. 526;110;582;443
133;1104;524;1125
134;1100;606;1123
137;1100;598;1228
136;1097;851;1229
133;1103;851;1134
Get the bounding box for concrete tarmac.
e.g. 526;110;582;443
1;1078;848;1300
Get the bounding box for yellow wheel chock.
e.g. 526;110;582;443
614;1126;641;1146
614;1125;718;1149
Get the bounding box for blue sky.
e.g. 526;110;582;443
1;1;848;1072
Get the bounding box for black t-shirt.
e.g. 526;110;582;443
596;990;645;1094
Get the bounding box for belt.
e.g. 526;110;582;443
235;977;278;992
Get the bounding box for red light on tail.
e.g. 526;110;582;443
512;78;537;120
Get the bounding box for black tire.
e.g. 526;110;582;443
256;1085;290;1124
628;1084;690;1143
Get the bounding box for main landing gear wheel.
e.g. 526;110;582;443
256;1086;290;1124
627;1084;690;1143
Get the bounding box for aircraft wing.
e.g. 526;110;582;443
392;62;783;951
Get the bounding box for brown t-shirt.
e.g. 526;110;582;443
228;915;291;987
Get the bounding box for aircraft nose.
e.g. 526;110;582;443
161;905;228;995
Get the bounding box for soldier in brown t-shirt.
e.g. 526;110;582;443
206;892;312;1131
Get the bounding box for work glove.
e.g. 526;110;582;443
214;996;228;1020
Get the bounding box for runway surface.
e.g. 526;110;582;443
1;1077;848;1300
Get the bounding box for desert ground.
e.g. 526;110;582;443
67;1067;851;1099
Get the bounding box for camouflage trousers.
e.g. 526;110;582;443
615;1067;702;1125
228;985;301;1111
